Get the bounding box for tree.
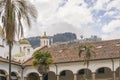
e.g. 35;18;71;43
0;0;37;80
78;43;96;79
33;51;53;80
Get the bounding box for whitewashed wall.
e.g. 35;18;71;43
0;61;21;77
23;58;120;77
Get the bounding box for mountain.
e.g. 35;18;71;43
26;32;77;48
53;32;77;43
26;36;40;48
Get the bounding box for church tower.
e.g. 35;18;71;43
40;32;50;47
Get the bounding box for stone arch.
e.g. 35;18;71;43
0;69;7;80
0;69;7;75
115;67;120;79
11;72;18;80
24;68;41;77
77;68;92;80
59;70;74;80
95;67;113;80
48;71;57;80
27;72;40;80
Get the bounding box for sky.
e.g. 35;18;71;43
25;0;120;40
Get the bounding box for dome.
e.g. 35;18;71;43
19;39;30;44
41;32;48;39
13;52;25;57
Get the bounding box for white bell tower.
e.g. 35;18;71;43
40;32;50;47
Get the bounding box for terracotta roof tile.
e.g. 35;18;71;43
0;57;21;65
23;39;120;66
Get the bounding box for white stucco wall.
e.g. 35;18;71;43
0;43;20;58
0;61;21;77
23;66;41;77
23;58;120;77
41;38;50;47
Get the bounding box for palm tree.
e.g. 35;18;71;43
33;51;53;80
0;0;37;80
78;43;96;79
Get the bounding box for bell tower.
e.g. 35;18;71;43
40;32;50;47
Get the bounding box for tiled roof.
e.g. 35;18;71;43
0;57;21;65
23;39;120;66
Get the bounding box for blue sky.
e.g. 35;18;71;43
27;0;120;40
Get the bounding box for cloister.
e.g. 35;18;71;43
0;58;120;80
0;39;120;80
23;58;120;80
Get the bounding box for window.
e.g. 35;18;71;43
98;68;105;74
47;40;48;45
44;40;45;45
27;49;30;53
20;47;22;52
23;47;26;50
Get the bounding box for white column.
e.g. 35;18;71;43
40;76;43;80
92;73;96;80
74;74;77;80
6;75;9;80
57;75;59;80
113;71;116;80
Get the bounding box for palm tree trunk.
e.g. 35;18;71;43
9;44;12;80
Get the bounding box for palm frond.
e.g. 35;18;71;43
32;50;53;74
78;43;96;67
32;60;38;66
78;45;85;57
0;0;37;45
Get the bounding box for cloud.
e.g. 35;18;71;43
102;20;120;33
103;10;120;20
102;31;120;40
92;0;110;10
107;0;120;10
25;0;94;38
40;21;97;39
56;0;93;27
26;0;120;40
33;0;93;27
